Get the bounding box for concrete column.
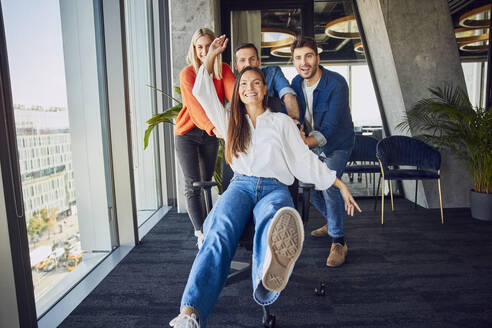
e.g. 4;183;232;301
169;0;221;213
356;0;471;208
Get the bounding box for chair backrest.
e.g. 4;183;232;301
349;135;378;162
376;136;441;174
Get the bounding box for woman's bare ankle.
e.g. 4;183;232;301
181;306;198;318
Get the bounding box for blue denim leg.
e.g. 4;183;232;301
180;178;254;327
310;149;351;238
251;184;294;306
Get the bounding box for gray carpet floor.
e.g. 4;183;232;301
60;199;492;328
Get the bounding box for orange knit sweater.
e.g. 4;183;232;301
175;63;235;136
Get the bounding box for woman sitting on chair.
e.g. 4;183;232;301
169;35;361;328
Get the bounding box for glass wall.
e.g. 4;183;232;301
281;64;380;129
281;64;382;197
2;0;116;317
124;0;162;226
462;61;488;108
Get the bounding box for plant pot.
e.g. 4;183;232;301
470;190;492;221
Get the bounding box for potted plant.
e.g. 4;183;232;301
144;86;224;193
397;85;492;221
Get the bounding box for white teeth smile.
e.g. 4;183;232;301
245;93;257;97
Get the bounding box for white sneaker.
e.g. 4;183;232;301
169;313;200;328
262;207;304;292
194;230;204;250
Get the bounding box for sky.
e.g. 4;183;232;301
2;0;68;108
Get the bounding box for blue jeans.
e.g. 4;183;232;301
310;148;351;238
180;173;294;327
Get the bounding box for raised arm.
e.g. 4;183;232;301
180;68;215;135
203;35;229;75
192;65;229;138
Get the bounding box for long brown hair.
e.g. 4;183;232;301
225;67;268;163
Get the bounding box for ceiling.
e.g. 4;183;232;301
258;0;490;64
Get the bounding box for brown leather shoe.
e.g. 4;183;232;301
310;224;328;237
326;243;348;267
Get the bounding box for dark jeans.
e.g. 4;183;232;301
175;127;219;231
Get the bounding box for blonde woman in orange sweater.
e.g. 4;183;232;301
175;28;235;248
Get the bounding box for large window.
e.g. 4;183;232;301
2;0;116;317
125;0;162;227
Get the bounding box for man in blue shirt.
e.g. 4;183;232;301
290;36;355;267
234;43;299;119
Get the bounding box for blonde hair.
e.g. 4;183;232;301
186;28;223;80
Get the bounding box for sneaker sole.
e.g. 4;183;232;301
263;207;304;292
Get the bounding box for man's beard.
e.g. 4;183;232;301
303;65;318;80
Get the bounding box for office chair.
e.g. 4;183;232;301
376;135;444;224
344;135;381;209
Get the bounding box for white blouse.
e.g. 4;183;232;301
192;65;336;191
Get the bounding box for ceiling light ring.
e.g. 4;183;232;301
458;33;489;52
459;4;491;28
261;28;296;48
270;45;323;58
325;15;360;40
454;27;489;44
353;41;364;54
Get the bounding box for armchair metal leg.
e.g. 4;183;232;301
374;175;381;211
381;178;385;224
372;172;375;197
438;178;444;224
414;180;418;209
389;180;394;211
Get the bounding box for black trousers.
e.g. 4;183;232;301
175;127;219;231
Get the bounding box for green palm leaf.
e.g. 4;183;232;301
144;86;182;150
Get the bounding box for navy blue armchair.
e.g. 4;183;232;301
376;136;443;224
344;135;381;209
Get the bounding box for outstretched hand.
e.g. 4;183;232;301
340;185;361;216
332;178;361;216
